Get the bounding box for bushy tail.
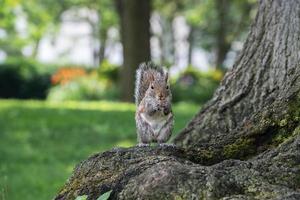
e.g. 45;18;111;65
135;62;164;105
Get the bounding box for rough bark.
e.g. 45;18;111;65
117;0;151;102
174;0;300;162
55;0;300;199
56;138;300;200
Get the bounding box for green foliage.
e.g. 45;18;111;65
153;0;182;20
183;0;256;51
0;100;198;200
98;60;120;83
0;0;118;59
47;72;119;102
97;190;112;200
75;195;88;200
171;67;222;103
0;59;52;99
48;61;121;102
0;0;24;57
0;0;67;58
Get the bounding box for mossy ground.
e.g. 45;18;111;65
0;100;198;200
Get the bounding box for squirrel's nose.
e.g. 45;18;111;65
158;94;164;100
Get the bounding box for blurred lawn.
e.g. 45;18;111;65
0;100;199;200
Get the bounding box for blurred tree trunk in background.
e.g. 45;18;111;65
215;0;230;70
90;12;109;67
91;19;100;67
98;28;107;65
116;0;151;102
184;0;254;70
93;24;107;66
31;38;41;58
187;26;195;65
159;15;175;67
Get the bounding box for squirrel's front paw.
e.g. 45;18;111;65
137;143;150;147
161;103;171;115
163;107;171;115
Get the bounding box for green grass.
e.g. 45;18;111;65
0;100;199;200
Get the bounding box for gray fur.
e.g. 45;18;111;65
135;62;164;105
135;62;174;145
136;110;173;145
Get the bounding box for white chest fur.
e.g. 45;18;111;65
141;112;168;136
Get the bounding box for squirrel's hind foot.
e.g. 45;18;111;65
137;143;150;147
158;143;176;147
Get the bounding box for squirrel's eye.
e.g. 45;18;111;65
151;85;154;89
166;86;169;89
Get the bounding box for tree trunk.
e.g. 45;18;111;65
157;15;175;66
99;28;107;65
117;0;151;102
187;26;194;65
55;0;300;199
215;0;230;70
31;38;41;58
89;19;100;67
174;0;300;161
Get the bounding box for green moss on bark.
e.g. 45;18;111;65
223;138;255;159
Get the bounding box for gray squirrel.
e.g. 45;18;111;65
135;62;174;146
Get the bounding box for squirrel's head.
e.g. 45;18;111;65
146;71;171;102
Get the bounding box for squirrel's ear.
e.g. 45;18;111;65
165;72;169;83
